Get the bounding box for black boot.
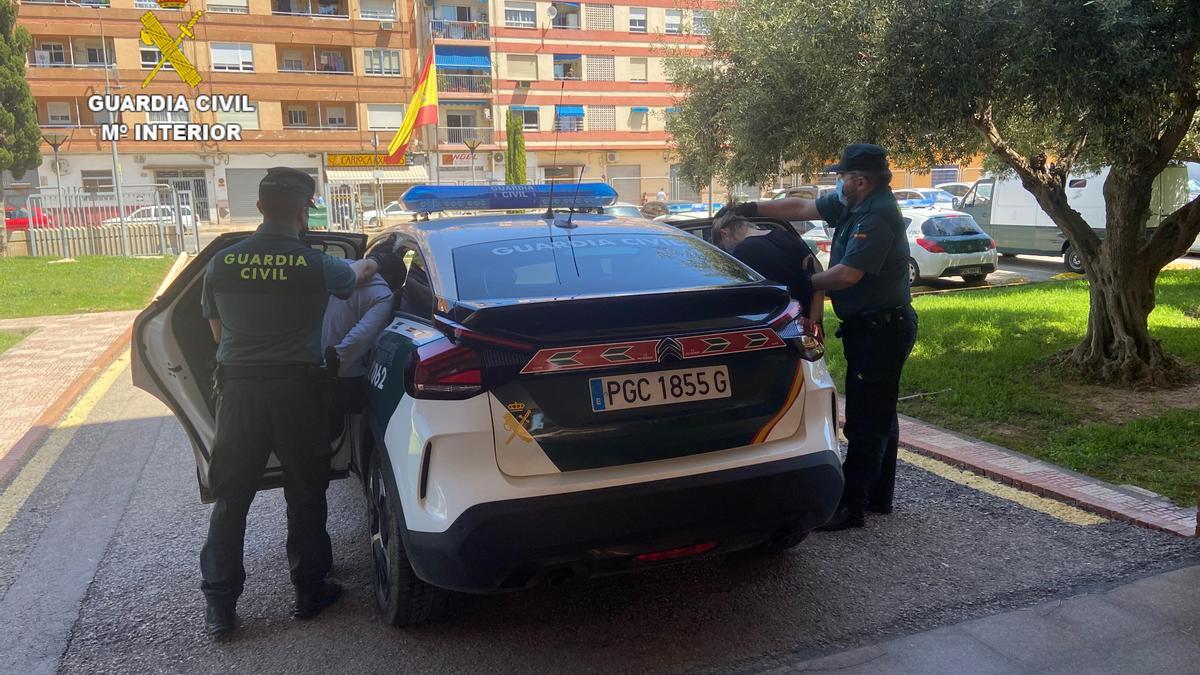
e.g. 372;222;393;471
818;506;866;531
294;580;343;619
205;603;238;639
866;499;893;515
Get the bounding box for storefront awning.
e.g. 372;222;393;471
631;106;649;113
325;165;429;184
556;105;584;117
510;105;539;111
435;46;490;71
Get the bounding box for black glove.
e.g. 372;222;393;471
366;249;405;285
715;201;758;220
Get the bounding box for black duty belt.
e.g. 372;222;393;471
839;304;914;332
219;363;324;381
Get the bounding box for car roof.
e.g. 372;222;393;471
901;207;971;222
383;212;690;253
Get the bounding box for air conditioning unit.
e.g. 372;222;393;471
492;152;504;163
379;20;394;30
52;159;70;176
606;152;619;163
516;80;531;89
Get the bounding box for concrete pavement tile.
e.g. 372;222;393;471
789;645;887;672
1038;630;1200;675
958;604;1095;667
1042;594;1163;645
838;628;1025;675
1103;575;1200;628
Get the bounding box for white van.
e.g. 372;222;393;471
956;166;1189;272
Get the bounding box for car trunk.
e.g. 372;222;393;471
934;234;993;254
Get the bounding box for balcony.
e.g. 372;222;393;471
437;73;491;94
439;127;493;145
272;0;348;19
282;102;358;130
430;20;489;40
277;46;352;75
23;0;108;5
550;1;581;29
29;37;115;69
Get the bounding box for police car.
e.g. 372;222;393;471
131;183;842;626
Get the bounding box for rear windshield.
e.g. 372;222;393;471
922;215;985;237
452;233;759;300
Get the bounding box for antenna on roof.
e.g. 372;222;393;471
562;166;586;229
543;80;568;220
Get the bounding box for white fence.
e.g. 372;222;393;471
26;184;200;257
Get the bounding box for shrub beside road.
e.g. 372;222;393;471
0;256;175;319
823;269;1200;505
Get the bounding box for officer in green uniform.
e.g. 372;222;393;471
717;144;917;531
200;167;397;638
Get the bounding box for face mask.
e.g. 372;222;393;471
835;177;849;206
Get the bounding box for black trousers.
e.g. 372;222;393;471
200;375;334;607
328;375;367;442
838;306;918;510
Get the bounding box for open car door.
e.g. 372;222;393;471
131;231;368;502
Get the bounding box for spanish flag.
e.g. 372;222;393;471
384;54;438;165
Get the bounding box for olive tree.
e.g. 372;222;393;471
0;0;43;255
668;0;1200;386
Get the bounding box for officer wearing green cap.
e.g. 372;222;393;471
716;143;917;531
199;166;402;638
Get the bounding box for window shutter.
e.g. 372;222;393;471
367;103;405;129
507;54;538;80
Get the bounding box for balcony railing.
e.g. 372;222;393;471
437;73;491;93
279;64;353;75
440;127;493;144
24;0;109;5
430;20;489;40
29;57;114;69
272;1;349;19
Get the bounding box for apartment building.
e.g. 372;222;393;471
418;0;715;202
17;0;420;222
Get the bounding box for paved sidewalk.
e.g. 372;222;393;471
783;565;1200;674
0;311;136;475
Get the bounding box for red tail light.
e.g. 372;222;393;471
769;300;824;361
435;316;534;352
816;241;831;253
635;541;718;563
406;340;485;400
987;238;996;250
915;237;946;253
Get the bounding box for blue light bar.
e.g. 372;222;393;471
401;183;618;213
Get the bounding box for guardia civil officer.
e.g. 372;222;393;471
721;144;917;531
199;167;400;638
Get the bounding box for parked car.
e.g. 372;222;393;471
603;202;644;218
904;209;998;284
935;182;975;198
913;188;957;210
3;205;53;231
771;185;836;201
363;201;415;227
102;205;195;233
131;183;842;626
892;189;935;209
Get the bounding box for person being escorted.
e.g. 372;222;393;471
200;167;399;638
711;212;824;327
721;144;917;531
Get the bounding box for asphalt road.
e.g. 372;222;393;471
2;365;1199;673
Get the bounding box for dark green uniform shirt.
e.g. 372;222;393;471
201;222;357;365
816;189;911;318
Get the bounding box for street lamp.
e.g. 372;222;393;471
463;138;481;185
68;0;128;256
41;132;71;259
370;133;384;233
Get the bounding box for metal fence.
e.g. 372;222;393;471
26;183;200;257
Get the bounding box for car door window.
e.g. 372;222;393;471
397;249;434;321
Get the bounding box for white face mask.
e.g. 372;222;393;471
835;177;849;206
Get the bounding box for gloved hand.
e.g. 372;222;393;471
714;201;759;220
366;248;405;285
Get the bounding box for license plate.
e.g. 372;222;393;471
589;365;732;412
960;266;982;275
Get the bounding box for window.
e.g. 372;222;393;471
141;46;173;70
586;55;614;81
439;4;471;21
553;54;582;80
504;0;535;27
35;42;65;66
692;10;711;35
81;170;114;194
445;112;477;128
585;4;614;30
208;0;249;13
511;107;539;131
628;7;646;32
317;0;346;16
554;108;584;132
46;102;72;126
281;50;305;71
507;54;538;80
358;0;395;19
551;1;580;29
148;109;189;124
397;252;434;321
665;9;682;34
325;106;347;126
218;108;259;129
364;48;402;75
367;103;405;130
629;107;648;131
210;43;254;72
318;50;347;72
629;57;648;82
588;105;615;131
287;107;309;126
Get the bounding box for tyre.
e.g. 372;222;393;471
907;258;920;285
962;273;988;284
366;451;450;626
1063;246;1085;274
757;528;809;553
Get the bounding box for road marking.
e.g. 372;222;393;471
900;448;1108;526
0;351;130;534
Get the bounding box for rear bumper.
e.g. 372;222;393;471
941;262;996;277
402;449;843;593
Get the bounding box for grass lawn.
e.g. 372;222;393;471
0;256;175;320
0;329;32;356
822;269;1200;505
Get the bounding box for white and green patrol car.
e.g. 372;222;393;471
132;184;843;626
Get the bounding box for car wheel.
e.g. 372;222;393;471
1063;246;1085;274
907;258;920;285
757;528;809;553
962;273;988;284
367;450;450;627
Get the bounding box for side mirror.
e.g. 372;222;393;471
953;198;964;209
